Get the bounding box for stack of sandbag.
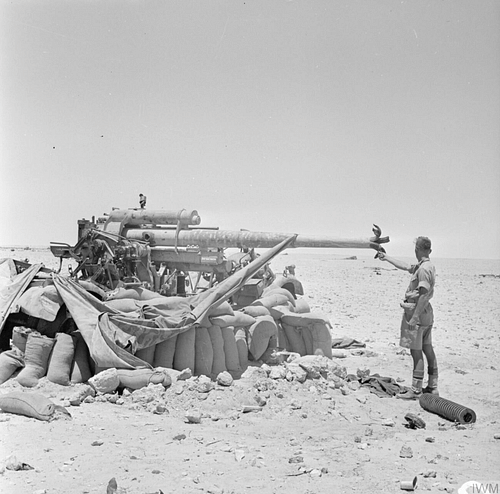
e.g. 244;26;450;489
279;311;333;358
0;322;94;387
154;301;258;379
242;287;333;358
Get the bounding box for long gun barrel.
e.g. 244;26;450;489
100;209;388;251
124;228;384;250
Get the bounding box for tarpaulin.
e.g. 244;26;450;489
0;262;43;335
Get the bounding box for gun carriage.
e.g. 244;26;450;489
50;208;389;306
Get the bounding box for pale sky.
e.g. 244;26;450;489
1;1;499;259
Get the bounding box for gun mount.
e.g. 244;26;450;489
50;208;389;304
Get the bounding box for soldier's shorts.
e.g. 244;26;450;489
399;315;433;350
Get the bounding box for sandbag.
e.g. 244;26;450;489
241;305;270;318
46;332;75;386
294;298;311;313
310;321;333;358
70;332;93;383
276;321;289;350
282;322;307;356
266;274;304;297
207;325;226;376
16;333;55;388
207;301;234;317
117;368;170;390
173;327;196;373
153;336;177;369
247;315;277;361
0;391;55;421
138;296;191;312
250;293;290;312
194;327;213;377
301;327;314;355
281;311;329;327
11;326;31;353
210;311;256;328
16;285;63;322
0;349;24;384
221;326;241;372
262;287;296;306
234;328;248;371
135;345;156;365
268;303;294;320
105;286;159;301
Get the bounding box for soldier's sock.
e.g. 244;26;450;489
427;370;438;390
411;368;424;393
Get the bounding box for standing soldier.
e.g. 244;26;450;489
378;236;439;399
139;193;147;209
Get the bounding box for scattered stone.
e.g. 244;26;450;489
269;366;286;380
153;404;167;414
382;419;395;427
234;449;245;462
241;366;268;380
425;436;436;443
494;434;500;440
173;433;186;441
217;371;233;387
173;383;185;395
185;410;202;424
107;394;119;404
242;405;262;413
178;368;192;380
310;468;322;477
423;470;437;478
254;394;267;406
286;363;308;383
195;376;215;393
399;445;413;458
91;440;104;446
288;456;304;464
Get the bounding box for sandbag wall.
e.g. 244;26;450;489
0;325;93;387
0;285;334;386
131;286;333;378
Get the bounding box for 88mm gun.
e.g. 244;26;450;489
50;208;389;305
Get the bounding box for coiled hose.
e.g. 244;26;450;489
419;394;476;424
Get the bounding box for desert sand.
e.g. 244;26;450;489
0;246;499;494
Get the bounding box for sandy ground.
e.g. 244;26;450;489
0;246;499;494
